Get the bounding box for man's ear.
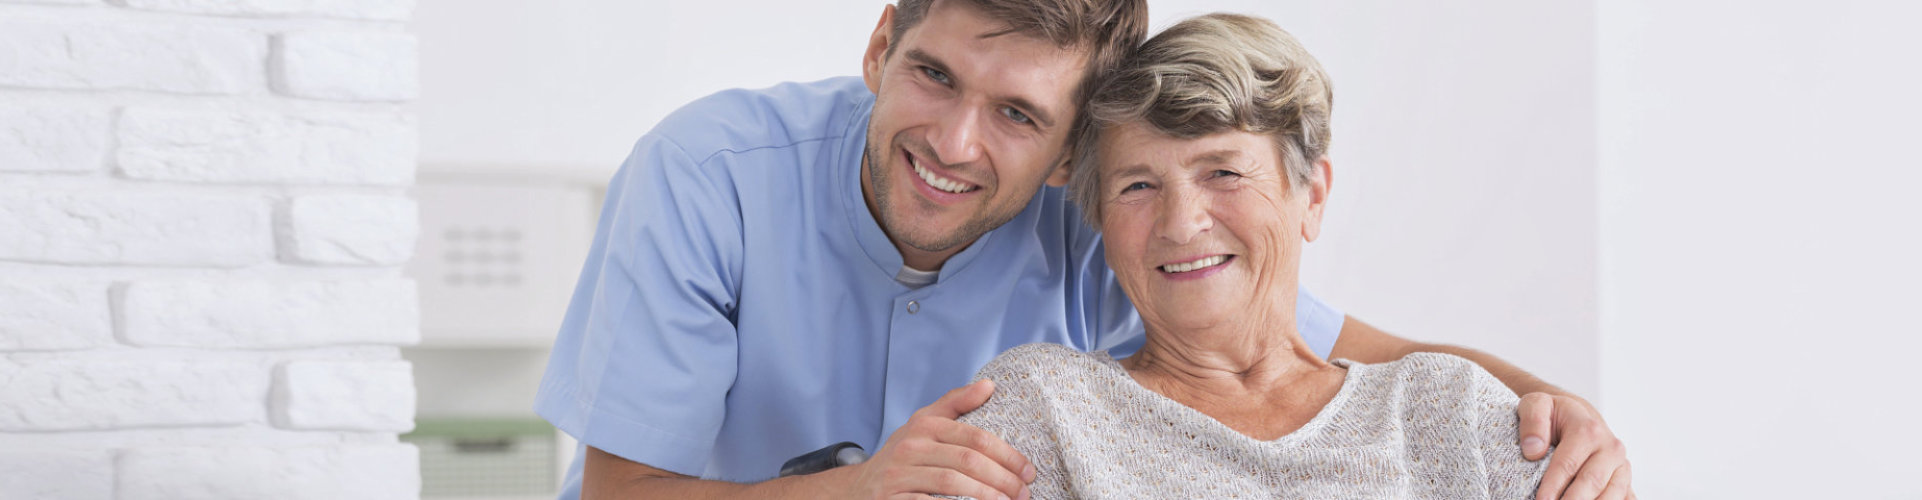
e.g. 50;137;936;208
862;5;897;94
1301;156;1333;242
1044;152;1074;187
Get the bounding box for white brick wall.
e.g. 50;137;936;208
0;451;114;500
0;0;420;498
282;194;419;265
120;280;420;347
275;31;420;101
274;360;415;431
0;20;266;94
0;105;112;173
118;446;420;500
117;106;417;185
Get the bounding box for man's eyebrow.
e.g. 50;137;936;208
1004;96;1058;129
904;49;1059;129
903;49;954;83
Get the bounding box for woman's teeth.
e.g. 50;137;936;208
913;158;976;194
1161;255;1228;273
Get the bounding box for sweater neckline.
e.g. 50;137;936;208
1091;350;1364;446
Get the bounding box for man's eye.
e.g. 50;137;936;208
1000;106;1032;125
920;67;951;86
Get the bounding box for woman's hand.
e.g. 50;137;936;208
849;380;1036;500
1517;393;1633;500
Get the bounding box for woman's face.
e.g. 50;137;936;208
1096;122;1329;332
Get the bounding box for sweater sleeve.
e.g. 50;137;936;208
949;344;1078;500
1462;364;1553;499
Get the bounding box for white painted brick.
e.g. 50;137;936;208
274;31;419;102
0;281;112;351
119;0;415;21
0;450;113;500
118;445;420;500
273;360;414;431
0;105;110;173
0;192;273;267
116;106;417;185
0;21;264;94
284;194;418;266
0;358;266;431
121;280;420;348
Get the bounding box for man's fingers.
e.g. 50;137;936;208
905;465;1013;500
923;380;997;420
919;442;1027;499
1515;393;1556;460
1597;462;1632;500
1534;439;1594;500
1553;452;1618;500
932;415;1034;483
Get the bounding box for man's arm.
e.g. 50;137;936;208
1327;316;1633;500
1327;316;1561;397
583;381;1035;500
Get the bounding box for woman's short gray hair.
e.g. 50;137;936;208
1068;13;1334;226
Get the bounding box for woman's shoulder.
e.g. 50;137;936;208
960;344;1116;435
1336;352;1519;433
975;343;1114;382
1344;352;1508;396
968;343;1120;407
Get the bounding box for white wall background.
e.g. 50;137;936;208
1598;0;1922;497
414;0;1921;497
0;1;422;498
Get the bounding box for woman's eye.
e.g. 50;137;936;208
920;67;951;86
1120;181;1152;193
1210;169;1241;179
1001;106;1032;125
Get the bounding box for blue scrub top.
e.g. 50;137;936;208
535;78;1345;495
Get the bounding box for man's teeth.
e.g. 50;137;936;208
1162;255;1228;273
913;158;975;194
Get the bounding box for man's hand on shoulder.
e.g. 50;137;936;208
1516;393;1633;500
852;379;1035;500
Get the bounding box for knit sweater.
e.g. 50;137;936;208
954;343;1549;499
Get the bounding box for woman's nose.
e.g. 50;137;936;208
1155;188;1212;245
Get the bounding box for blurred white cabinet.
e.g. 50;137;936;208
404;168;605;499
408;173;600;347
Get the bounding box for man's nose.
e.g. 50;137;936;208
1155;187;1212;245
929;106;984;166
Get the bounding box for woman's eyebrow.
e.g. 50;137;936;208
1188;149;1247;167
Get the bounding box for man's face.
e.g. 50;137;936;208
859;0;1087;269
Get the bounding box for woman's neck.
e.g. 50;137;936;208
1120;304;1345;440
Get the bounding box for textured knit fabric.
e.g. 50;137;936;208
956;343;1550;499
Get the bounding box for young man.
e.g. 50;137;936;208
537;1;1631;499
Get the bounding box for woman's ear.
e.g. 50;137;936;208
1301;156;1333;242
861;5;897;94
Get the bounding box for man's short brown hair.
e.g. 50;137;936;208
890;0;1149;149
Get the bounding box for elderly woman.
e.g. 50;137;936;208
956;13;1549;499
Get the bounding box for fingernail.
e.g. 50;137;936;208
1020;486;1032;500
1023;464;1037;482
1522;437;1546;455
997;495;1010;500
